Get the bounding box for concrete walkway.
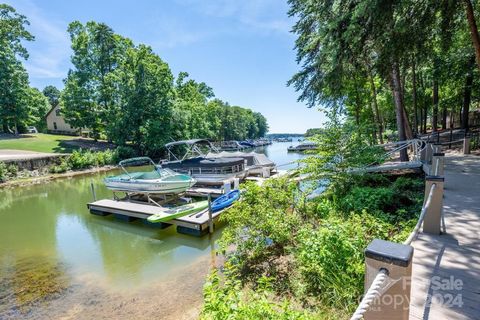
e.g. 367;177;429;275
410;153;480;320
0;149;60;161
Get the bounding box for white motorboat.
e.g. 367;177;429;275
104;157;196;194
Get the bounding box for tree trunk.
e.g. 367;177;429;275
423;104;428;133
465;0;480;71
402;105;413;139
462;56;475;132
442;104;447;130
432;80;439;132
368;73;384;144
391;63;409;161
412;58;419;135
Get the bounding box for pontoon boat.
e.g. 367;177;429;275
160;139;248;185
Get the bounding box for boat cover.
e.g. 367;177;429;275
206;152;275;167
162;157;245;169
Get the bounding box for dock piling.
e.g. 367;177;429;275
207;193;214;234
90;181;97;201
223;180;231;194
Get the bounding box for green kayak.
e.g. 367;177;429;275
147;200;209;223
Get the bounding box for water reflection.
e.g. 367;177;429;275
0;140;299;317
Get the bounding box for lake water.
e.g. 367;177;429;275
0;139;305;319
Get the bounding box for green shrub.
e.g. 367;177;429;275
115;146;136;161
204;173;424;318
201;267;330;320
0;162;19;182
0;162;7;183
339;186;396;215
66;149;118;170
7;164;18;176
49;159;70;174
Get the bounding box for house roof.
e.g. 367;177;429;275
45;104;59;118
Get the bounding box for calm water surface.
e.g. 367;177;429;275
0;139;305;319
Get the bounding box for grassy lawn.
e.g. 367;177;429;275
0;133;81;153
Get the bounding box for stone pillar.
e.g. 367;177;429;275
463;137;471;154
364;239;414;320
423;176;444;235
431;153;445;176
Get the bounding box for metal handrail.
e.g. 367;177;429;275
404;183;437;246
350;268;389;320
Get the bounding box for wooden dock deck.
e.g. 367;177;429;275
88;199;224;236
409;153;480;319
87;169;293;236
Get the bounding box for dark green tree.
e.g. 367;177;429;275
42;85;60;107
0;4;34;133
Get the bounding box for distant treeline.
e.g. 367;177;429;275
266;133;304;139
0;6;268;155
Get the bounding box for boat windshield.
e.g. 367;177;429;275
119;157;161;178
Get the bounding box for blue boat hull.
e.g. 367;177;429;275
211;190;241;212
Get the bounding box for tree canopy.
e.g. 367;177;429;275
0;4;49;133
289;0;480;160
61;21;268;153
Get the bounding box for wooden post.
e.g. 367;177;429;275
463;137;471;154
420;142;427;162
207;193;214;234
431;153;445;176
425;143;433;164
423;176;444;235
432;143;442;154
364;239;414;320
90;181;97;201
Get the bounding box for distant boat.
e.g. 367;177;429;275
239;141;256;148
288;142;318;152
160;139;248;185
147;200;209;223
104;157;196;194
211;190;241;212
215;140;247;151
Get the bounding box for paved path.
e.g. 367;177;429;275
0;149;60;161
410;153;480;320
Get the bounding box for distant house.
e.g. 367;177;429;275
45;105;78;135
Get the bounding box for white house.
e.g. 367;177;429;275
45;105;78;135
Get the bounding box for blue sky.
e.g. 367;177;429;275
6;0;325;133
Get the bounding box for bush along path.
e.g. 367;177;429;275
0;149;123;186
201;173;424;320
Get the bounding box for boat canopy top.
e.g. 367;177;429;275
119;157;156;167
164;139;219;161
164;139;212;148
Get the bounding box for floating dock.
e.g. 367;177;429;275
88;199;224;237
87;169;290;236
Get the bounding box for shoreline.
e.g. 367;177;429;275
0;165;117;189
